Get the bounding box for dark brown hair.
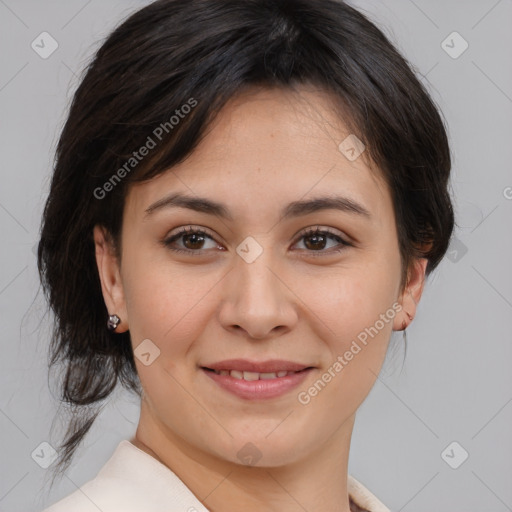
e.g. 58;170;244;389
37;0;454;484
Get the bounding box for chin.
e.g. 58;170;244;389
210;432;306;468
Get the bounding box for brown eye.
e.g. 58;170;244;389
294;227;351;256
181;231;207;250
163;226;220;255
303;232;329;250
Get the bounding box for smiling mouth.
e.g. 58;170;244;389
200;363;314;400
202;367;311;381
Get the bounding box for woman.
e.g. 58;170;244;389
38;0;454;510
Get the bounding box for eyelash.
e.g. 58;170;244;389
162;225;352;257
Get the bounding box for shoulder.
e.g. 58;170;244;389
348;474;392;512
42;440;208;512
42;476;136;512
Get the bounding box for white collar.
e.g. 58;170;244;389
44;440;391;512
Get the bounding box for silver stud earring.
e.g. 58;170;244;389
107;314;121;331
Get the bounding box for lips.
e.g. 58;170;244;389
200;359;313;399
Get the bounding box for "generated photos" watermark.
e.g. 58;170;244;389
93;97;198;200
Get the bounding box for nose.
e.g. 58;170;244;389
218;243;298;340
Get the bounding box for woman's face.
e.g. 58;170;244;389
95;85;425;467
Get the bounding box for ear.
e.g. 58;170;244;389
393;257;428;332
93;224;129;333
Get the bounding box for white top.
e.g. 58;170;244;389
42;440;391;512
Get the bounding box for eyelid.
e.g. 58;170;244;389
167;224;217;239
294;225;347;241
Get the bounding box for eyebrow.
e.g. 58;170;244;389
144;192;371;220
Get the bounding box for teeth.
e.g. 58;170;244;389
212;369;299;380
243;371;260;381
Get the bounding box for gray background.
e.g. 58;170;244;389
1;0;511;511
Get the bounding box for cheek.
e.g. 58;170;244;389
299;257;400;401
122;249;223;363
306;257;400;339
123;265;219;418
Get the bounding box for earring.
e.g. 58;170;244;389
107;314;121;331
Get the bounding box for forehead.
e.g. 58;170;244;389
125;86;392;225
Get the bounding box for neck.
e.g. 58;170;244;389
132;401;355;512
